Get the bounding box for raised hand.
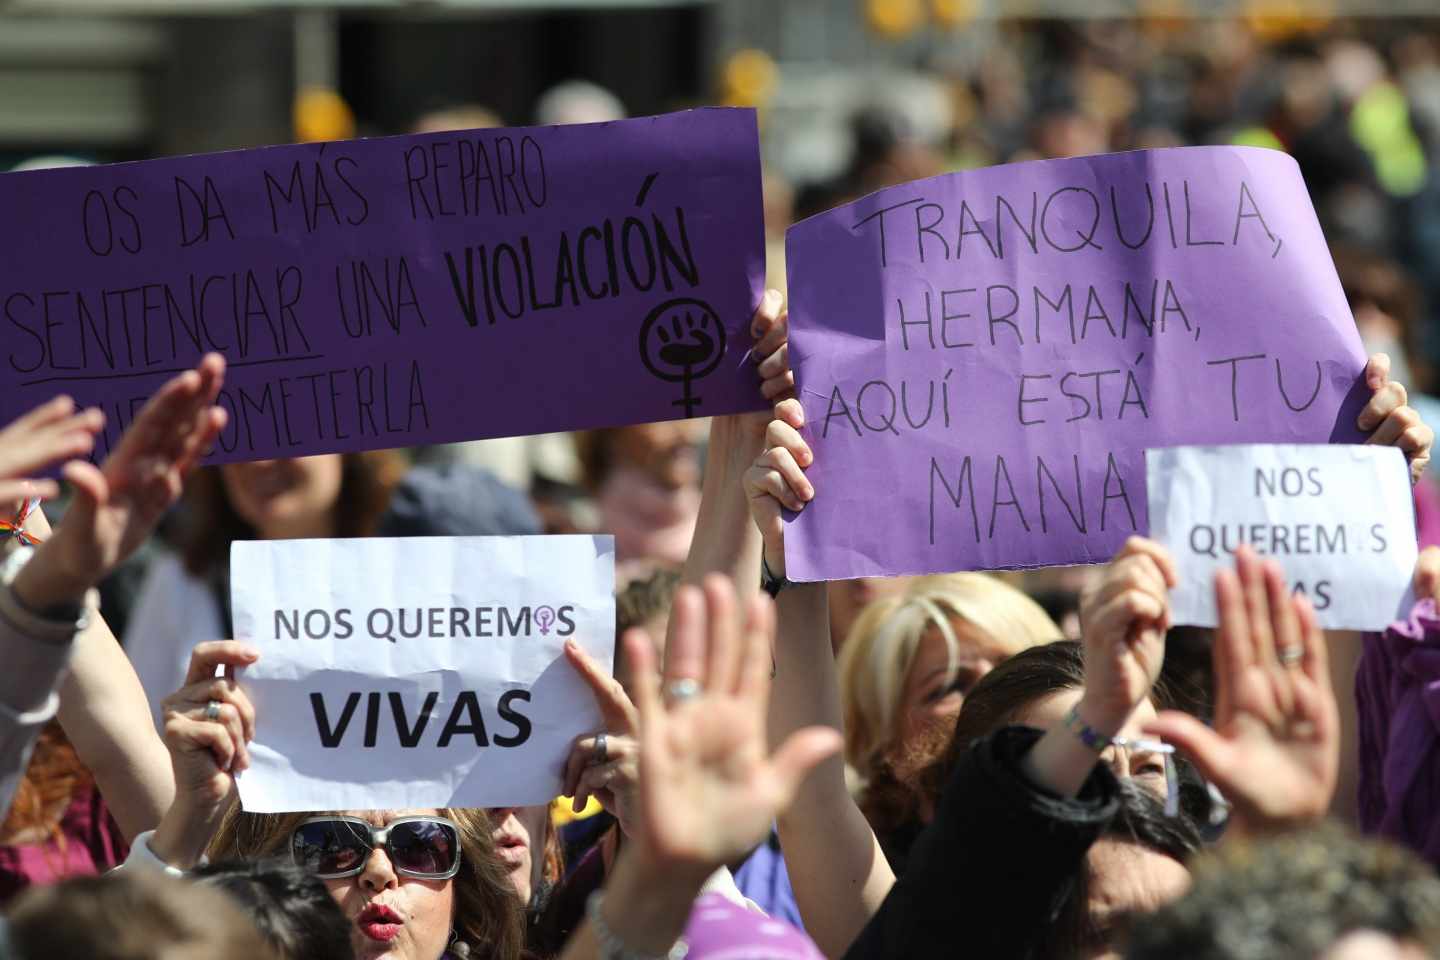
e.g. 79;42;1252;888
14;354;226;609
626;575;840;881
1143;546;1339;833
562;640;642;834
742;398;813;577
1076;537;1177;734
1358;352;1434;484
0;396;105;506
150;640;259;868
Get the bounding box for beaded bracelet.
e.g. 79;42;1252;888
1063;702;1114;753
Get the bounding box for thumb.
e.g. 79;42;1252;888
767;726;842;807
62;460;109;512
1142;711;1234;786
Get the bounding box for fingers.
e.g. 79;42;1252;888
1142;710;1234;788
1415;547;1440;603
1212;567;1248;725
773;398;805;431
761;366;796;403
1293;590;1330;693
702;574;743;697
1357;380;1407;432
1081;540;1174;644
1112;536;1179;588
767;726;843;807
1365;404;1424;449
163;676;257;745
163;714;238;777
573;760;626;813
564;640;638;736
1237;547;1278;670
750;446;813;511
61;460;109;512
1364;352;1391;392
110;353;226;473
625;629;665;761
1260;559;1298;716
750;290;786;358
0;479;58;507
183;640;260;686
661;587;706;696
757;342;789;381
765;419;813;468
175;406;229;476
0;396;105;479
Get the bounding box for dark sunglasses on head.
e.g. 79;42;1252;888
291;815;463;880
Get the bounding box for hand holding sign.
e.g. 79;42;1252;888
1144;547;1340;834
1358;353;1435;484
743;398;814;579
562;640;641;833
149;640;260;870
0;396;105;505
752;289;794;404
1076;537;1178;735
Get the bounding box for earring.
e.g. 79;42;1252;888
446;929;471;958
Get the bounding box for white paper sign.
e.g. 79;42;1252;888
230;535;615;813
1147;444;1416;630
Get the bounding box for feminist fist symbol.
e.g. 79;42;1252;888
639;298;726;417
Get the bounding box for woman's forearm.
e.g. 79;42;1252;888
679;415;764;592
57;614;174;840
770;582;896;958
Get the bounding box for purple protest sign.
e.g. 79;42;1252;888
0;108;765;462
784;147;1368;580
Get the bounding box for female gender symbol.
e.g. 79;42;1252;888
638;297;727;417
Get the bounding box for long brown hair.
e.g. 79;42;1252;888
208;806;525;960
179;452;404;577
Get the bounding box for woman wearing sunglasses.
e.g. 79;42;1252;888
122;640;528;960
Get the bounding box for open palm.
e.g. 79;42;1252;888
1145;547;1339;832
48;355;226;587
626;577;840;874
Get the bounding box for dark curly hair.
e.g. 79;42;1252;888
1125;823;1440;959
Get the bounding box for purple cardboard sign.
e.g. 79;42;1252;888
784;147;1368;581
0;108;765;462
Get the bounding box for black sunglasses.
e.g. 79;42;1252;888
291;815;463;880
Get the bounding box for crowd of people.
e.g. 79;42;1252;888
5;12;1440;960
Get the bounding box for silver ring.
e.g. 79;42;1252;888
664;678;701;704
594;732;608;764
205;700;222;721
1278;646;1304;666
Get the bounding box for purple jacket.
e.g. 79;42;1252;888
1357;599;1440;865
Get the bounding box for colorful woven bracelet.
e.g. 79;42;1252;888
0;498;41;548
1064;702;1114;753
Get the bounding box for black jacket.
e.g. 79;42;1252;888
843;726;1121;960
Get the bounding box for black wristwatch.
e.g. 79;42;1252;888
760;554;792;600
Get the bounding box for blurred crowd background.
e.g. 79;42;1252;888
5;0;1440;632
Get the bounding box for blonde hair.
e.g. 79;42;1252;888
207;806;525;960
837;573;1060;783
